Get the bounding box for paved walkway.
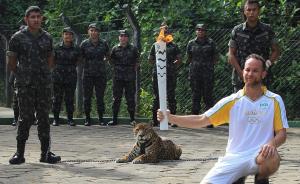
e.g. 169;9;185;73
0;123;299;184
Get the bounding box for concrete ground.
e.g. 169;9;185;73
0;123;299;184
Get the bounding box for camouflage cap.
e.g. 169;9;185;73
195;23;207;30
88;23;100;31
119;29;129;37
25;6;41;17
62;27;74;34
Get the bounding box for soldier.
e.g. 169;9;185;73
7;6;61;164
52;27;80;126
228;0;280;92
107;29;139;126
80;23;110;126
186;24;218;128
148;24;181;127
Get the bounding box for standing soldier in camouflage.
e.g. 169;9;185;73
52;27;80;126
228;0;280;92
186;23;218;129
7;6;61;164
107;30;139;126
80;23;110;126
148;24;181;127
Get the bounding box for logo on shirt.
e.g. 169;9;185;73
259;102;269;110
247;116;259;124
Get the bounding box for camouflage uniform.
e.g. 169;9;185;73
110;43;139;124
9;72;18;125
149;42;181;125
52;41;80;123
229;21;277;91
187;37;218;114
7;26;52;143
80;38;109;121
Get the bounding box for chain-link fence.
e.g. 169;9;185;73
72;26;299;120
1;26;299;120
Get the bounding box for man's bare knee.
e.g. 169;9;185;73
257;151;280;179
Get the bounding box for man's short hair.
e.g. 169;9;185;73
244;0;261;9
25;6;41;17
245;54;266;71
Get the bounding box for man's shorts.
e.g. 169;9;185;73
200;152;259;184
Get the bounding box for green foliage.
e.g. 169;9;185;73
138;88;154;118
1;0;299;120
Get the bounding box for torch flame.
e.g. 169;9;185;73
156;26;173;43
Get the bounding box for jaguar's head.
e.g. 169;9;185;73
133;123;156;144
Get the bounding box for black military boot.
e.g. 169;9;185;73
52;113;60;126
129;111;136;126
107;116;117;126
107;110;118;126
9;140;26;164
39;139;61;164
84;114;91;126
67;113;76;126
98;112;106;126
68;119;76;126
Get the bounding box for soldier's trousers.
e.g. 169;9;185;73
16;85;51;141
83;76;106;116
52;82;76;116
152;75;177;124
12;85;19;120
112;79;136;120
190;75;214;115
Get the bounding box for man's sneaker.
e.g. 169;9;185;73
232;177;246;184
9;153;25;165
255;175;269;184
40;152;61;164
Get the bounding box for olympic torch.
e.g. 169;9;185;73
155;25;173;130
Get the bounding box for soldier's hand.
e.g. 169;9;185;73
266;59;272;70
173;60;179;65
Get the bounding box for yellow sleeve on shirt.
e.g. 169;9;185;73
274;99;284;132
208;100;236;126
